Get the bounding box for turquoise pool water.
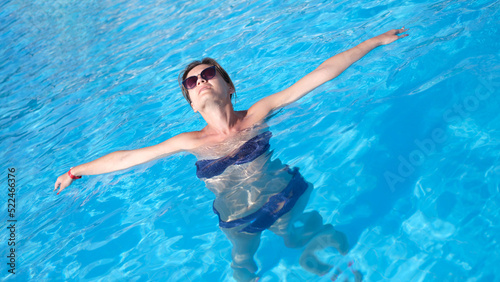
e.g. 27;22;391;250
1;0;499;281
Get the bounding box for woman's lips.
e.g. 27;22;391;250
198;86;211;95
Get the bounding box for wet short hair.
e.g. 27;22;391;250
178;58;236;105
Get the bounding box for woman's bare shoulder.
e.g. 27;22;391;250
177;129;232;150
173;131;206;150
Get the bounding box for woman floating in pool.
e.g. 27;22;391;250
55;28;408;281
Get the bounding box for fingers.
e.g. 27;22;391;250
54;180;61;194
54;176;67;195
56;184;65;195
394;26;409;40
395;26;409;35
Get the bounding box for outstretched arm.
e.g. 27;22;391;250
54;132;196;194
247;27;409;121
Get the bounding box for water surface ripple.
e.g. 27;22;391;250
1;0;499;281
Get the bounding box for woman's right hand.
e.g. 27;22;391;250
374;27;409;46
54;172;74;195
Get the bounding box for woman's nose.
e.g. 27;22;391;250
197;74;207;85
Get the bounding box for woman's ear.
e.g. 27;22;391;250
191;103;198;113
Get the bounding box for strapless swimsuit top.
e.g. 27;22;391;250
195;131;272;179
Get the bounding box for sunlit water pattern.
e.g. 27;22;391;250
1;0;499;281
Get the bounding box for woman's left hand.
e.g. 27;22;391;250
375;27;409;46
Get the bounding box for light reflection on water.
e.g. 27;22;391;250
1;0;499;281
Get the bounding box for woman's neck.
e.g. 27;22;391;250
199;102;240;136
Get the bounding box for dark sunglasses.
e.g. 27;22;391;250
182;65;217;90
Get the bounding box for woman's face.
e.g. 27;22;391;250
186;64;234;112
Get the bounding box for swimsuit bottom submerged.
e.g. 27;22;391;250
213;167;308;233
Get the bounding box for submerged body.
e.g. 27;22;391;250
180;107;348;280
191;124;333;281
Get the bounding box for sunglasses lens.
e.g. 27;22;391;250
183;76;198;89
202;66;216;80
183;66;217;90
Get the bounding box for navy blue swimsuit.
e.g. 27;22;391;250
195;131;272;179
196;131;308;233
